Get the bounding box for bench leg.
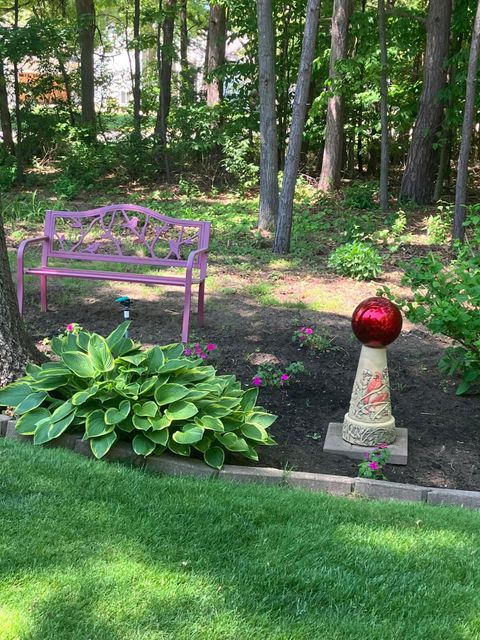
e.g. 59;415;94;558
17;269;24;316
40;275;48;312
197;281;205;327
181;284;192;343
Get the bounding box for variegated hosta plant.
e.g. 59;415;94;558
0;323;277;469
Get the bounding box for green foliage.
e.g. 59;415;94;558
0;150;16;192
426;204;453;245
328;241;383;280
342;183;377;211
358;444;391;480
0;323;277;468
383;211;480;394
292;325;336;353
252;361;306;389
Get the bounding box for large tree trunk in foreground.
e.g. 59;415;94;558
318;0;353;191
75;0;96;133
399;0;452;204
453;0;480;242
205;3;226;106
378;0;389;211
273;0;321;254
257;0;278;230
0;213;44;386
0;59;14;155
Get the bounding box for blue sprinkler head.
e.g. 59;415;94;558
115;296;131;308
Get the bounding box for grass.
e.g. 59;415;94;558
1;439;480;640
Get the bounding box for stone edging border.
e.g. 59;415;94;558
2;414;480;510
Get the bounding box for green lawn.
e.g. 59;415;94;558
1;441;480;639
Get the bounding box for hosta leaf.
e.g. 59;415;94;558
30;375;70;391
149;414;171;430
88;334;115;372
154;383;189;406
161;343;185;359
145;429;169;445
145;346;165;373
132;433;156;456
242;445;259;461
165;400;198;421
240;388;259;412
132;414;151;431
167;440;191;456
184;389;210;401
63;351;97;378
105;400;131;425
119;383;140;399
0;383;32;407
90;431;117;459
106;321;131;351
204;446;224;470
48;410;77;439
34;418;54;445
51;401;75;423
139;377;157;396
15;391;47;415
37;362;71;376
133;401;158;418
247;412;277;429
198;415;224;432
76;331;90;352
221;417;243;433
159;359;189;374
217;432;249;452
241;423;268;442
50;336;64;356
86;410;113;438
72;385;99;406
16;408;50;435
172;425;204;444
120;353;147;366
117;418;135;432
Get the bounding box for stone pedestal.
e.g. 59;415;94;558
342;345;396;446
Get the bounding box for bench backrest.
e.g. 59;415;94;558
43;204;210;269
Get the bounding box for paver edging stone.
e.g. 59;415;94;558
2;414;480;509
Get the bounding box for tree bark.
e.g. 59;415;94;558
205;3;226;106
273;0;321;254
13;0;23;182
0;211;44;386
179;0;193;103
399;0;452;204
155;0;176;174
0;59;14;155
378;0;389;211
256;0;279;230
75;0;96;133
318;0;353;191
133;0;142;136
453;0;480;241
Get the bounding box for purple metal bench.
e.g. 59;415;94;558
17;204;211;342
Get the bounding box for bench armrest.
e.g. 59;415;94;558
17;236;49;272
186;247;209;279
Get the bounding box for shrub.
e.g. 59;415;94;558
328;241;383;280
343;183;377;210
358;443;390;480
292;326;336;353
0;149;16;192
0;323;277;469
426;204;452;245
252;361;306;388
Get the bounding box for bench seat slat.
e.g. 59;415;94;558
25;267;203;286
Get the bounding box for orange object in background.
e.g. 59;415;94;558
19;71;67;104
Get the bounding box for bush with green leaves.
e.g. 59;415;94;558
426;204;452;245
328;241;383;280
0;323;277;469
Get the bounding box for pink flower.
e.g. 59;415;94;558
67;323;74;332
206;343;216;351
305;328;313;335
252;376;263;387
368;461;379;470
377;442;389;449
364;452;370;459
200;354;207;359
183;348;192;356
280;374;290;381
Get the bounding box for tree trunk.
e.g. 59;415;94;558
179;0;193;103
75;0;96;133
0;211;44;386
378;0;389;211
0;59;14;155
277;2;291;169
155;0;176;175
256;0;279;231
399;0;452;204
318;0;353;191
205;3;226;106
453;0;480;241
13;0;24;182
273;0;321;254
133;0;142;136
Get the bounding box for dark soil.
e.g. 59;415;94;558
23;279;480;492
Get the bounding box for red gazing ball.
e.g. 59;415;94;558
351;296;402;347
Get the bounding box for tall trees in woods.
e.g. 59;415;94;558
318;0;353;191
0;59;14;156
399;0;452;204
75;0;96;132
205;3;226;106
257;0;278;230
453;0;480;241
155;0;176;169
378;0;389;211
273;0;322;254
132;0;142;136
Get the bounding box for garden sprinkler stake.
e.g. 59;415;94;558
116;296;131;336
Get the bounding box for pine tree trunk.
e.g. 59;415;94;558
0;59;14;155
75;0;96;133
399;0;452;204
133;0;142;136
257;0;279;230
318;0;353;191
205;4;226;106
155;0;176;174
273;0;322;254
378;0;389;211
0;212;44;386
453;0;480;241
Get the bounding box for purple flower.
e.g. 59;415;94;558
67;323;74;332
206;343;216;351
377;442;389;449
280;374;290;381
184;348;192;356
369;461;379;470
252;376;263;387
305;328;313;335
